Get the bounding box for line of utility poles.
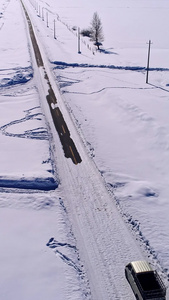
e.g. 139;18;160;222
34;1;83;50
33;2;59;38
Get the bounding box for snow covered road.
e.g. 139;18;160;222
21;1;82;165
21;1;147;299
56;146;146;300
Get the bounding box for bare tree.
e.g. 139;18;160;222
90;12;104;50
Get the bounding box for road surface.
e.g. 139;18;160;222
21;1;82;165
21;1;147;299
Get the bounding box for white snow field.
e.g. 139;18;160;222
0;0;169;299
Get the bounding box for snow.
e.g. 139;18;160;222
0;193;87;300
0;0;169;299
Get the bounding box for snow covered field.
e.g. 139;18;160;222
1;0;169;299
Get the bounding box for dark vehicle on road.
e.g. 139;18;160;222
125;260;166;300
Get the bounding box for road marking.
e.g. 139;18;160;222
69;146;78;165
62;125;66;134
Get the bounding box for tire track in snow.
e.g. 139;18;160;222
47;237;82;273
0;107;49;140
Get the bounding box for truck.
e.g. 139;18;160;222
125;260;166;300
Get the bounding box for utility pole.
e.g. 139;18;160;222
78;27;81;53
146;40;152;84
46;11;49;27
42;7;44;21
54;19;56;39
34;1;37;11
38;5;41;17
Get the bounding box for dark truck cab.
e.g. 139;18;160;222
125;260;166;300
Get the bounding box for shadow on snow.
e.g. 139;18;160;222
52;61;169;72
